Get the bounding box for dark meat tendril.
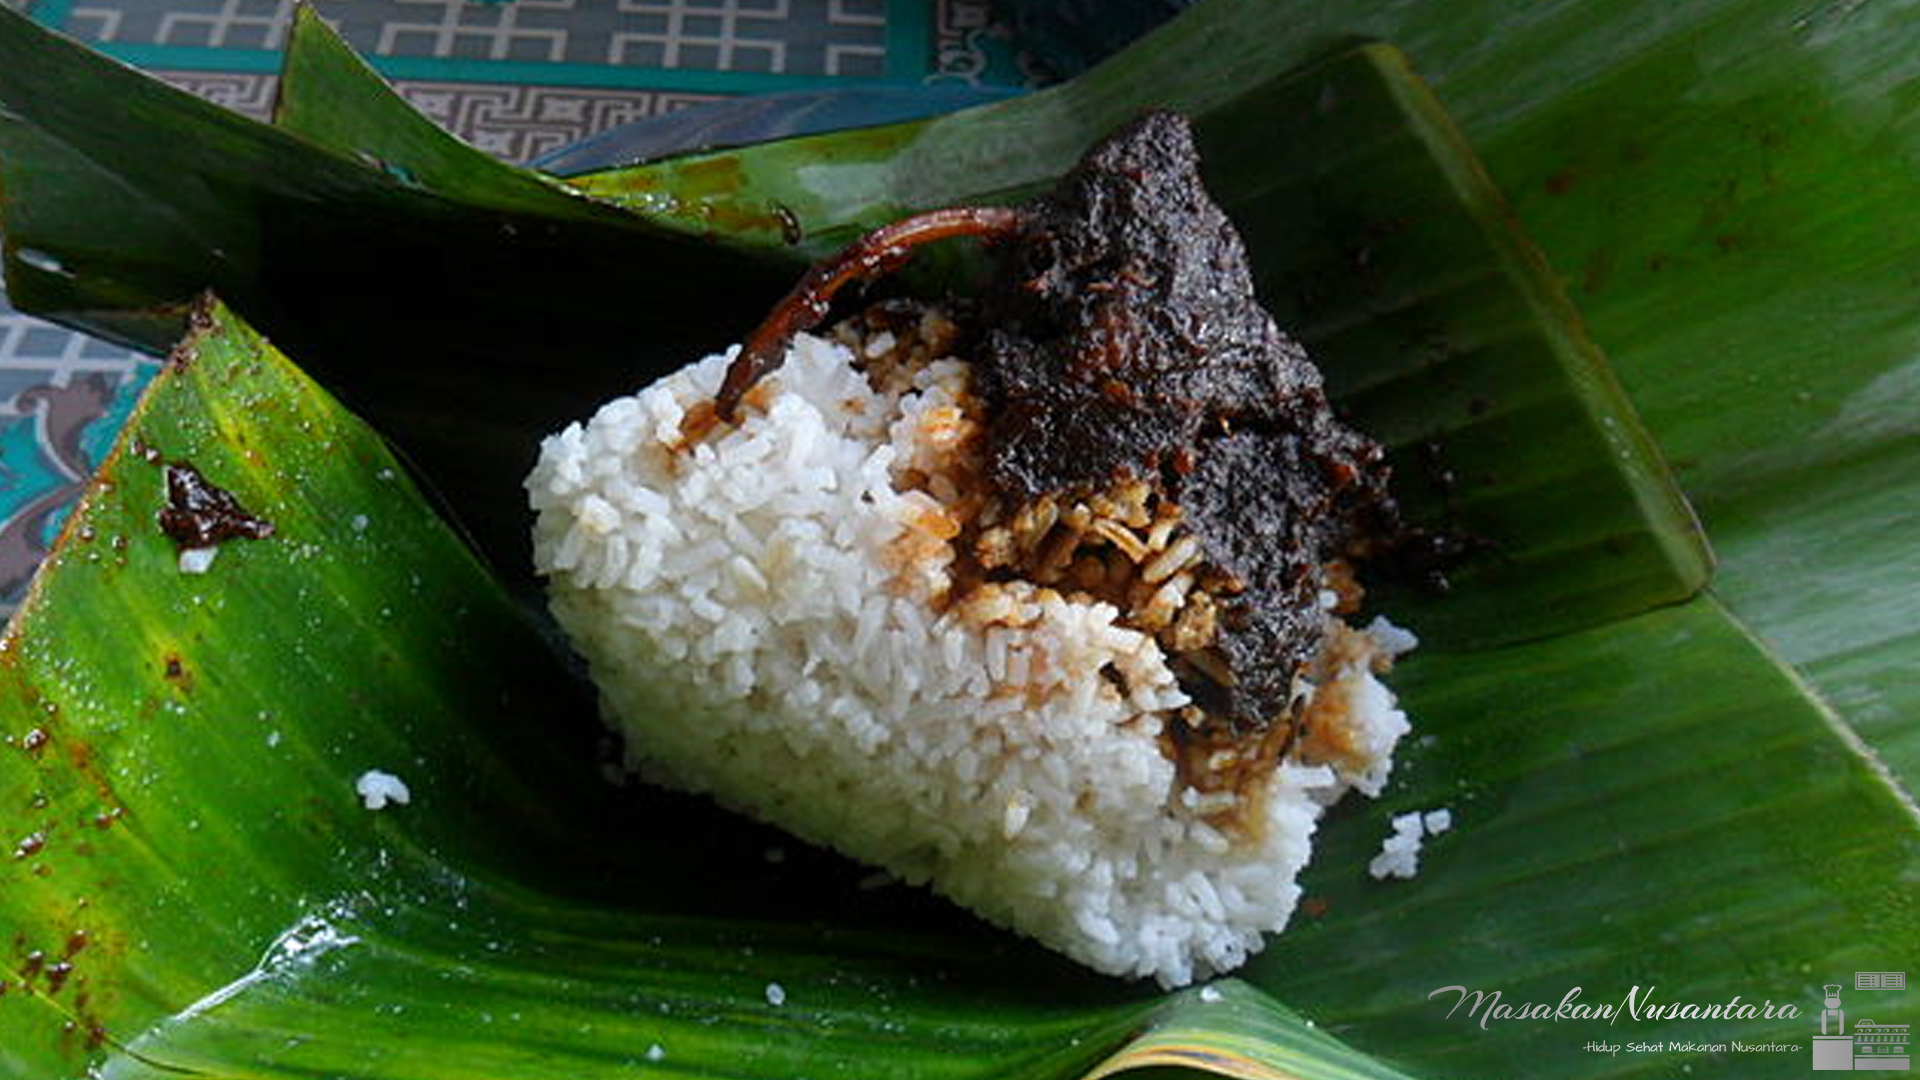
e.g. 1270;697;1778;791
974;111;1394;730
713;206;1027;421
715;111;1403;734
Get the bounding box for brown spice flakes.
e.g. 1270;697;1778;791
1292;623;1398;777
1141;535;1199;585
674;380;780;451
1159;708;1299;836
851;301;1260;723
1090;519;1149;562
1322;559;1365;615
882;498;963;594
1166;593;1218;653
674;398;720;448
1181;648;1237;689
711;115;1410;846
821;205;1397;838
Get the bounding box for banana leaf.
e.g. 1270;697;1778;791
1;1;1918;1079
0;295;1429;1080
0;304;1908;1080
0;5;796;582
565;0;1920;787
270;13;1712;649
0;5;1706;647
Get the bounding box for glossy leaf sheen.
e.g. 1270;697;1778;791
0;5;796;579
575;0;1920;794
0;300;1416;1080
0;305;1910;1080
0;8;1703;649
1179;46;1708;645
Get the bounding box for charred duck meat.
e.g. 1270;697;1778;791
531;111;1420;986
716;111;1398;765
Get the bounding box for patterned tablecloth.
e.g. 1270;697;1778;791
0;0;1039;612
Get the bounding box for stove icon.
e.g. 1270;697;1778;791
1853;1022;1912;1070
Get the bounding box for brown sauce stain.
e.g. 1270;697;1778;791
741;380;776;414
164;302;217;371
1295;691;1362;768
156;460;274;553
46;735;123;815
673;399;720;449
676;155;743;191
1291;623;1395;783
672;379;778;452
161;653;193;693
1159;713;1297;841
713;114;1420;845
832;297;1366;841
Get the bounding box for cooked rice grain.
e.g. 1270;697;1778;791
528;335;1415;987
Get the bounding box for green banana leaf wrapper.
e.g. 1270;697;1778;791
0;2;1915;1079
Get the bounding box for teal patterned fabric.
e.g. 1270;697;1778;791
20;0;1023;89
0;285;158;605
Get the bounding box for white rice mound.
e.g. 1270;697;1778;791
527;334;1415;988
